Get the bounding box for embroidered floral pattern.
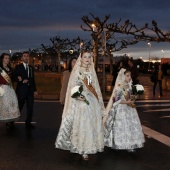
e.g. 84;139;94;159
0;85;20;122
105;86;145;149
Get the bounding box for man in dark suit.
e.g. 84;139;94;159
128;58;139;85
13;51;38;129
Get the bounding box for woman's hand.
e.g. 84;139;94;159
127;99;134;104
127;99;135;107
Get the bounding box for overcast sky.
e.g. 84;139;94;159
0;0;170;59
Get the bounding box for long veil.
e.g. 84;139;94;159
62;53;105;118
104;68;132;123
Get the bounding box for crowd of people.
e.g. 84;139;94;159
1;50;165;161
0;52;37;129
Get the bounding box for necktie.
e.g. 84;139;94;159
26;64;29;77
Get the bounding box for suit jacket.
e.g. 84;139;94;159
13;63;37;94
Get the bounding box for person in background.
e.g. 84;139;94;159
152;64;163;96
0;53;20;129
128;58;139;85
60;57;77;105
13;51;37;129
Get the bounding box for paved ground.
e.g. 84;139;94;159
0;83;170;170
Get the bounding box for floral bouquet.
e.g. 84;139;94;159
71;85;89;105
0;87;4;96
132;84;144;95
129;84;144;108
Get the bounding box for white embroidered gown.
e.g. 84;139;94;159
0;69;20;122
105;85;145;150
55;71;105;155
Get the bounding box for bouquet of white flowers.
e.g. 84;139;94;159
0;87;4;96
132;84;144;95
71;85;89;105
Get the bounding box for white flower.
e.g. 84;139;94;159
78;72;85;80
0;87;4;96
1;70;6;76
135;84;144;91
71;86;80;96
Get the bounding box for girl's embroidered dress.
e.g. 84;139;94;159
0;67;20;122
105;69;145;150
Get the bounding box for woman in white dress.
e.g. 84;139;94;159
104;68;145;152
0;53;20;129
55;51;105;160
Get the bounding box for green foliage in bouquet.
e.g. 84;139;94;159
71;85;89;105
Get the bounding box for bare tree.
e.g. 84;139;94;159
50;36;73;72
81;13;110;70
81;14;170;72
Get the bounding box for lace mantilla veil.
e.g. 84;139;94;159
62;53;105;118
105;68;132;117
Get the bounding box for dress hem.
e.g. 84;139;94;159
55;145;104;155
105;143;144;150
0;116;20;122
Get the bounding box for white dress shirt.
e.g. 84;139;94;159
23;62;29;77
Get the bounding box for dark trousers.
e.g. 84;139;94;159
17;88;34;124
153;80;162;95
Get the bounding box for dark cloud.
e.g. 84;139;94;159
0;0;170;58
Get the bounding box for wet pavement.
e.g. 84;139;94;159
0;86;170;170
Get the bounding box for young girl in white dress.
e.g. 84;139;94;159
55;51;105;160
104;68;145;152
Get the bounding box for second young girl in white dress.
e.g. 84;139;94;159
104;68;145;152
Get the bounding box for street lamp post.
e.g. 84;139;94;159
80;41;83;52
91;23;96;52
148;43;151;71
91;23;99;70
161;50;164;58
8;50;12;57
